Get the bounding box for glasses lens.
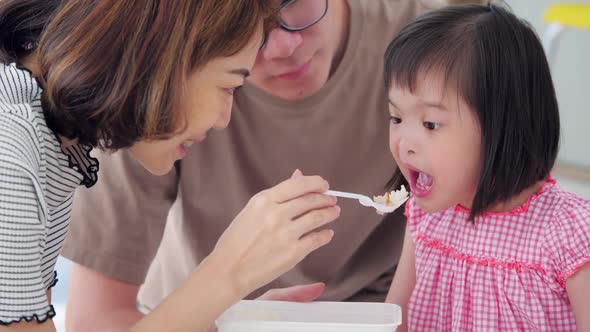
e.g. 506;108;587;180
280;0;327;30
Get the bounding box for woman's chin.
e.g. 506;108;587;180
135;158;175;176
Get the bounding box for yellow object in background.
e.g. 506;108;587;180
542;3;590;62
446;0;487;4
544;4;590;29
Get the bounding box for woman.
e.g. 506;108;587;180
0;0;340;331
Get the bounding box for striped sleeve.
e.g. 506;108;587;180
0;114;54;324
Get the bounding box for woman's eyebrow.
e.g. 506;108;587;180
228;68;250;78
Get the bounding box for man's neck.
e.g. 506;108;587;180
330;0;351;76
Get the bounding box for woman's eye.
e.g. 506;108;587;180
390;116;402;124
424;121;441;130
226;86;242;95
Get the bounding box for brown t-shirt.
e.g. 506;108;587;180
62;0;436;308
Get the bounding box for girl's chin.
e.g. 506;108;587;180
414;196;455;213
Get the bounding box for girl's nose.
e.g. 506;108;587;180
399;137;416;156
260;28;303;60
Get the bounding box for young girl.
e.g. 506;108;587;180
384;4;590;331
0;1;339;331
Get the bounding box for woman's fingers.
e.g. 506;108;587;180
269;174;329;203
213;172;339;298
290;205;340;238
278;193;337;220
256;283;326;302
291;169;304;178
297;229;335;259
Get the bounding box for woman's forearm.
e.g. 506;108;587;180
130;255;239;332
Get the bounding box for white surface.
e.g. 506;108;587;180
216;300;401;332
52;257;71;332
556;176;590;198
509;0;590;167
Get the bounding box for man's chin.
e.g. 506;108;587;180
273;76;328;100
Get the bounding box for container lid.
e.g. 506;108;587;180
216;300;402;327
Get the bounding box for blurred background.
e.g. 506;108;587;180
52;1;590;331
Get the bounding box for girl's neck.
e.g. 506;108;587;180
488;180;547;213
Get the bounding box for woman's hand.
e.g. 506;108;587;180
131;171;339;332
210;169;340;299
257;283;326;302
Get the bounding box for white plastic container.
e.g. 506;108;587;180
216;300;401;332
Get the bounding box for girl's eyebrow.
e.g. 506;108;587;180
421;100;447;111
388;99;447;112
388;99;405;115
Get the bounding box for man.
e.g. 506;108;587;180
63;0;438;330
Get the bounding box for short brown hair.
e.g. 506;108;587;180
0;0;275;149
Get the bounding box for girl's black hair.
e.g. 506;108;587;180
0;0;60;62
384;4;560;220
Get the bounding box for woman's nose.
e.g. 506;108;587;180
213;107;231;130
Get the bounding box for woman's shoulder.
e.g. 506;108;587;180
0;61;45;127
0;61;52;162
1;62;98;189
0;62;43;109
0;62;48;143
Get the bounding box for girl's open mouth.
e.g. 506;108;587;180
408;168;434;198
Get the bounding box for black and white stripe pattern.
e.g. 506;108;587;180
0;62;97;324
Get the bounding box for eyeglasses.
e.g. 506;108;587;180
260;0;329;49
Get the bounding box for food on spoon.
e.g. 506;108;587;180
373;185;409;215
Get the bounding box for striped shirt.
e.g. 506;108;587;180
0;62;98;324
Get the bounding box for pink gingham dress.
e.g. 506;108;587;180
406;178;590;331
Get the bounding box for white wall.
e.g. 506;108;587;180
508;0;590;168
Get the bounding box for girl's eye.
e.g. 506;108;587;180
390;116;402;124
424;121;441;130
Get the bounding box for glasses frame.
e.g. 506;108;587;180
278;0;329;31
260;0;329;49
